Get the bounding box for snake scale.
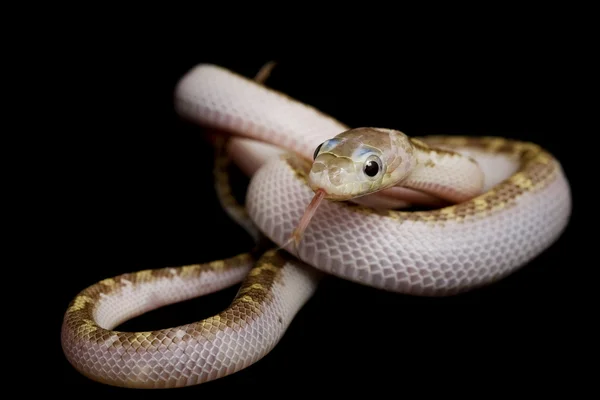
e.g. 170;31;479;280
61;63;572;388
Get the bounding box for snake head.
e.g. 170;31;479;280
308;127;416;201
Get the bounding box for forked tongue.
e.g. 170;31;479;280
279;189;326;253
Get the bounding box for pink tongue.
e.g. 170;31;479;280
284;189;326;252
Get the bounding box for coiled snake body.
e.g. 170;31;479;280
61;64;572;388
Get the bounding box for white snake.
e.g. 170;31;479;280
61;63;572;388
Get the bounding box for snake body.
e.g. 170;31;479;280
61;64;572;388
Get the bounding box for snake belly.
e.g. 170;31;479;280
61;63;572;388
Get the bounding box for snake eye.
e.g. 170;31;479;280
313;142;324;160
364;161;379;176
363;155;382;179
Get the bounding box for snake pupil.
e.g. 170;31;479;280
364;160;379;177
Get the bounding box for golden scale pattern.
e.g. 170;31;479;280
62;238;310;387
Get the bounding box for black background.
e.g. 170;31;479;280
51;25;586;393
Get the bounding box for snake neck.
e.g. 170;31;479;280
401;138;485;203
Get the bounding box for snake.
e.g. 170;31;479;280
61;62;572;388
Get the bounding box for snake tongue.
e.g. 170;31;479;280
285;189;326;252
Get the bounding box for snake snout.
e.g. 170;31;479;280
309;157;355;190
